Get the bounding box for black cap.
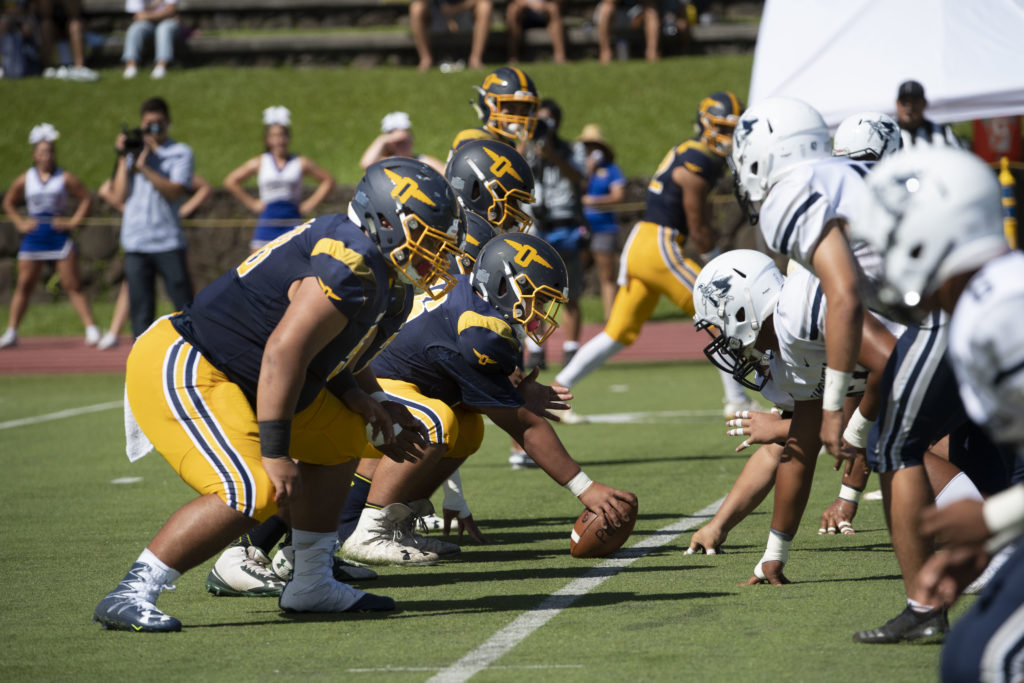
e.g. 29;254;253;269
897;80;925;100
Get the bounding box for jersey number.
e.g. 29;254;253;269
236;219;314;278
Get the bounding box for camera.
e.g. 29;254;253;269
532;116;556;142
122;126;145;156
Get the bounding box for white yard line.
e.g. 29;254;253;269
427;497;726;683
0;400;122;430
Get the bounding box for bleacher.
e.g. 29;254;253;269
82;0;760;67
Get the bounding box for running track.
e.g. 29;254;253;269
0;321;706;375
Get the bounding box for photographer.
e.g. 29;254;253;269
524;98;586;370
111;96;194;338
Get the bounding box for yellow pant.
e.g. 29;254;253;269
361;378;485;460
126;318;368;521
605;221;702;346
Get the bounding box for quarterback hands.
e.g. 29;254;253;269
726;408;785;452
517;368;573;419
443;509;489;543
262;456;300;506
686;524;725;555
579;483;637;528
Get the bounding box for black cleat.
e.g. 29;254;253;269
853;606;948;644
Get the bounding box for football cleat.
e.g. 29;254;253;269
93;562;181;632
271;545;379;582
416;513;446;534
340;503;440;566
402;500;461;556
0;328;17;349
509;449;540;470
852;606;948;644
205;545;285;597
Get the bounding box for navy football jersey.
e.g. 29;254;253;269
372;275;524;408
172;214;395;410
643;138;724;235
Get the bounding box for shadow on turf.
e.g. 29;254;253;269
383;590;734;617
370;561;710;589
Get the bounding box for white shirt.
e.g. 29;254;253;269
257;153;304;206
25;167;67;217
125;0;177;13
948;250;1024;451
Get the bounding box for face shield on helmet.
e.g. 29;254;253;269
850;147;1006;322
455;211;499;274
729;97;830;225
473;67;540;145
446;139;536;233
349;158;466;298
832;112;902;162
470;234;568;345
692;250;784;390
697;91;744;157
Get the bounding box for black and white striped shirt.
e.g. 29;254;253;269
900;119;962;148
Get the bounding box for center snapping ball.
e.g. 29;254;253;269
569;502;638;558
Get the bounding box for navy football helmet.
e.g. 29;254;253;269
471;233;568;345
696;91;744;157
349;158;465;297
472;67;540;145
446;139;535;234
456;211;499;274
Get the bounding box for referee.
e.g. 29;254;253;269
895;79;961;148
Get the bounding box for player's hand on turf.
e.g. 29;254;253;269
262;456;300;506
725;409;781;452
820;409;846;460
686;524;724;555
443;509;489;543
818;498;857;535
516;368;573;420
917;545;989;608
920;500;990;546
742;560;790;586
579;483;637;528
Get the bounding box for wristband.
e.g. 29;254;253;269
842;407;874;449
258;419;292;459
838;484;863;505
753;528;792;579
370;391;389;403
982;484;1024;553
564;470;594;497
822;367;852;411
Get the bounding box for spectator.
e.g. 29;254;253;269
223;106;336;252
122;0;179;80
37;0;99;81
110;96;194;339
895;80;961;148
359;111;446;175
577;123;625;319
506;0;566;64
523;99;586;371
94;173;211;350
595;0;693;63
1;123;99;348
409;0;492;71
1;1;41;78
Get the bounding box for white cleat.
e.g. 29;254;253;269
416;513;445;533
205;545;285;597
97;331;119;350
0;328;17;349
280;543;394;613
271;545;378;582
85;325;101;346
340;504;439;566
404;500;460;556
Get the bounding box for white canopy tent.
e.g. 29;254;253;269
748;0;1024;128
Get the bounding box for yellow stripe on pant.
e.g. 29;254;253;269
126;318;368;522
360;378;485;460
604;221;702;345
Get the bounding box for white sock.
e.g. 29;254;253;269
934;472;984;508
562;340;579;353
555;332;625;388
907;597;936;613
137;548;181;584
290;529;336;589
720;369;748;404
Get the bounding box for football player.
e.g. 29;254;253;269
93;158;465;631
553;91;757;416
451;66;540;152
831;111;902;163
339;233;638;566
445;139;536;235
852;147;1024;678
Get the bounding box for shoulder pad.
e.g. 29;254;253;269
456;310;519;375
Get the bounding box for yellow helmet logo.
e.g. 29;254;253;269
483;147;524;182
505;238;552;269
481;73;509;91
473;349;497;366
384;168;436;207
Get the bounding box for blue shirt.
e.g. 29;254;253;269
121;138;193;253
583;161;626;234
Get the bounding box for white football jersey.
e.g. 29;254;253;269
948;250;1024;450
770;264;869;402
258;153;303;205
25;167;67;217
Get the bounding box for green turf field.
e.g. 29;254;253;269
0;363;963;681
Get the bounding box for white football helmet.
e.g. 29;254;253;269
693;249;785;389
729;97;830;223
850;147;1006;318
832;112;901;162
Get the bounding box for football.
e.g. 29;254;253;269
569;502;638;558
